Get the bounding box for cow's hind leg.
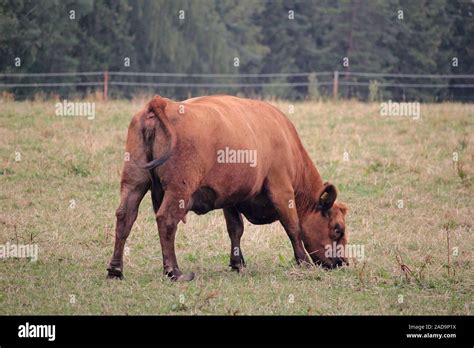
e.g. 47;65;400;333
224;207;246;271
155;192;194;281
107;182;149;279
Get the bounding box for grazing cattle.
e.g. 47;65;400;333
107;95;348;281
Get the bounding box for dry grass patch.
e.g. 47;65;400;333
0;99;472;314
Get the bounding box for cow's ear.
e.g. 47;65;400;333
316;182;337;213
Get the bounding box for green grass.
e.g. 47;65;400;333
0;98;473;315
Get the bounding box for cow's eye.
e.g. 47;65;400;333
334;224;344;238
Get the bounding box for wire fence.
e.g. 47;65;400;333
1;70;474;100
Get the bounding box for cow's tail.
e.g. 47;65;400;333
144;95;177;170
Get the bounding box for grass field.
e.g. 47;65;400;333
0;97;472;315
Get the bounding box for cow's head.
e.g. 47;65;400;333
300;182;348;269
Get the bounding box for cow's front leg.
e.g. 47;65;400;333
107;182;149;279
224;207;246;272
266;177;312;266
155;192;194;281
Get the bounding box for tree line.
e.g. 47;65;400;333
1;0;473;101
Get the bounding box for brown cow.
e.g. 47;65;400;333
107;95;348;281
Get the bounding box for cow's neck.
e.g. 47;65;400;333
294;150;324;217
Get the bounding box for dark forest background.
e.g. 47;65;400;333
1;0;473;101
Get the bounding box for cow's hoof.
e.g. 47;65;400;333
230;257;246;272
165;269;195;282
230;264;245;273
175;272;195;282
107;266;124;280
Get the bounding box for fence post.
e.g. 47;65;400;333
333;70;339;100
103;71;109;101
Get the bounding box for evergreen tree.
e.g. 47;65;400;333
0;0;472;101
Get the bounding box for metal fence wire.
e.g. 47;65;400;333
1;71;474;101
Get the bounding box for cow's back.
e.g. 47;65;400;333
161;96;302;206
